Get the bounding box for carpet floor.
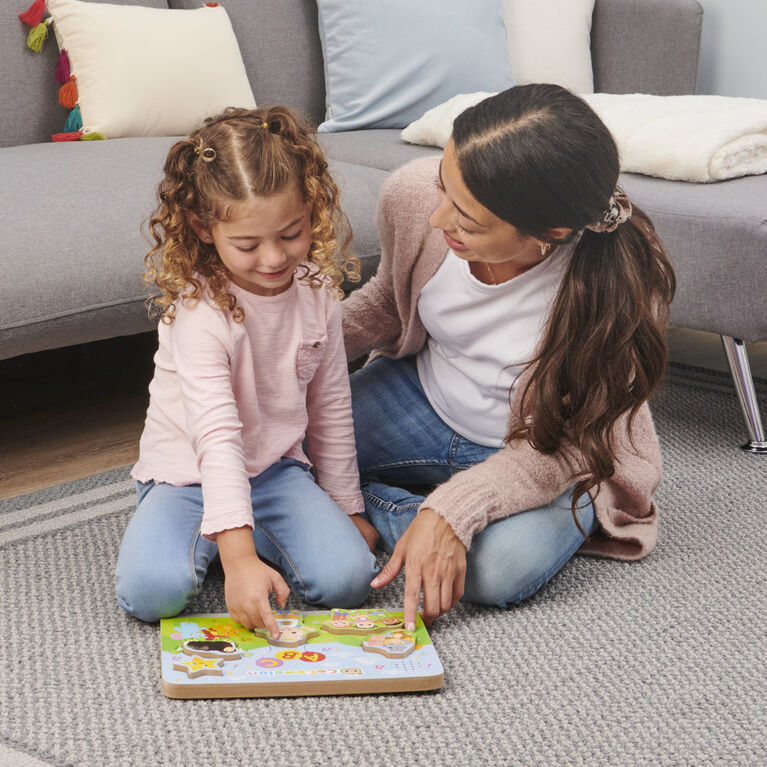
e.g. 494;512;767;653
1;364;765;767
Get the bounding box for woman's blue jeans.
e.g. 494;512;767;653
350;356;596;608
115;458;378;622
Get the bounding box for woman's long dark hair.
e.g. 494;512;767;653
452;84;676;532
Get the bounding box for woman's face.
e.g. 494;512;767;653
429;139;561;278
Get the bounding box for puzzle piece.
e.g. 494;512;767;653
173;655;225;678
362;630;416;659
252;624;320;648
182;640;242;660
321;609;404;636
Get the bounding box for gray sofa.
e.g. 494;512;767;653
1;0;765;452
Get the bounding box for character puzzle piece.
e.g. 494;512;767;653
252;611;320;647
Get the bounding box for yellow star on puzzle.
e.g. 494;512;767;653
173;655;224;678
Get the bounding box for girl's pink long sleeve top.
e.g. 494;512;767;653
132;275;364;539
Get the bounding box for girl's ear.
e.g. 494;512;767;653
187;211;212;243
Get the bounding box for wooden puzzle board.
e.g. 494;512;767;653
160;609;444;698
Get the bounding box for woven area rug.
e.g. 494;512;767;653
1;364;765;767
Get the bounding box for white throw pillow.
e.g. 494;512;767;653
400;92;494;148
504;0;595;94
47;0;256;138
401;92;493;148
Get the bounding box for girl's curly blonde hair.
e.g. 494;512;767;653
144;106;359;323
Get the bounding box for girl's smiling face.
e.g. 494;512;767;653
190;184;312;297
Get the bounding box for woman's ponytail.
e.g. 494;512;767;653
509;206;675;531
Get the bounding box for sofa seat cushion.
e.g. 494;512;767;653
0;140;390;360
0;137;174;359
319;130;442;172
619;172;767;342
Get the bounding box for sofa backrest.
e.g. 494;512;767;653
1;0;168;149
169;0;326;126
1;0;325;149
592;0;702;95
1;0;701;149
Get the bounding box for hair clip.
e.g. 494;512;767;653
193;139;216;162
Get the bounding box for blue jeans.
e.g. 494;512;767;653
115;458;378;622
350;356;596;608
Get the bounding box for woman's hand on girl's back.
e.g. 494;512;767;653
217;527;290;640
371;508;466;629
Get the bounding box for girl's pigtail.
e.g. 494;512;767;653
261;105;358;295
144;139;205;323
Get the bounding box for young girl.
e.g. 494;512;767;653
343;85;676;630
116;107;379;639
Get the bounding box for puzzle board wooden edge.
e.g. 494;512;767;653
160;610;444;699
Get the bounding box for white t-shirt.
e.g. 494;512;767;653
416;246;571;447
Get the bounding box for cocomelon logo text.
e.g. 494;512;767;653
251;668;363;677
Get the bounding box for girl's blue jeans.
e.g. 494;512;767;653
350;356;596;608
115;458;378;622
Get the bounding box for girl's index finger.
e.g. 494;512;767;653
260;600;281;641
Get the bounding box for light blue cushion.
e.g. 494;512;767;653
316;0;513;133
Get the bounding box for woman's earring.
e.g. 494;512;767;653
540;242;551;256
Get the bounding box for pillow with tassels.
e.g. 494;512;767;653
18;0;256;141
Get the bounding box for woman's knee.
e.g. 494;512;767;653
463;549;549;608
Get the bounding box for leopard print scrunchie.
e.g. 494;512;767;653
585;188;632;233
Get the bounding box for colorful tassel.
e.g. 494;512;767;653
65;104;82;133
52;131;83;142
26;19;51;52
58;76;78;109
18;0;45;27
56;50;71;83
80;132;107;141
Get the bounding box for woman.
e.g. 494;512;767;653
343;84;675;630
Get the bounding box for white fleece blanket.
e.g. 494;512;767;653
401;91;767;182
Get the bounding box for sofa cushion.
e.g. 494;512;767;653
315;0;512;133
319;130;442;172
168;0;327;126
504;0;595;94
46;0;255;138
326;161;391;283
619;172;767;342
1;0;168;149
0;139;390;359
591;0;701;96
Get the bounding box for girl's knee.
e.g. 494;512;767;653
115;566;199;623
300;547;378;608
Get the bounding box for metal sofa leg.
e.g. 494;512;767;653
720;335;767;454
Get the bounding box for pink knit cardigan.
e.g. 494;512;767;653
343;157;662;560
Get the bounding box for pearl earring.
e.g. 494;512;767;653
540;243;551;256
